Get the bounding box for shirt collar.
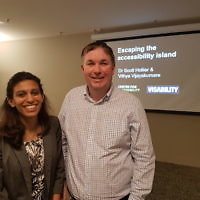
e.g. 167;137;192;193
83;84;114;104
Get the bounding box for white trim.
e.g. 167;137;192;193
91;23;200;41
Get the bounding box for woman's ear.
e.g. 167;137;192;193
7;98;15;108
42;94;45;102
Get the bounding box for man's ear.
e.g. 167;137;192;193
7;98;15;108
112;65;115;75
81;65;84;71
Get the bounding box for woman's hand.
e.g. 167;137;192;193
62;183;71;200
52;194;62;200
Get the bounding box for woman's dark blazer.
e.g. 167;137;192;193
0;116;65;200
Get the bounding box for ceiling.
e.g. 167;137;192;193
0;0;200;41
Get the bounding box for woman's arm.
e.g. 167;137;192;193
52;118;65;198
0;137;9;200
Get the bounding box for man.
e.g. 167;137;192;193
59;41;155;200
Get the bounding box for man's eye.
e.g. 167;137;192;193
87;62;94;66
101;62;108;66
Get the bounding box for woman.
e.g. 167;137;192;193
0;72;65;200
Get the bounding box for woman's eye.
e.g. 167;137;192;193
16;92;25;97
32;90;40;95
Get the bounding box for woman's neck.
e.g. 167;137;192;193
20;117;42;142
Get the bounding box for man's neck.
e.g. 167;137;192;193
88;86;111;102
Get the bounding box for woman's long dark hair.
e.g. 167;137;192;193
0;71;50;149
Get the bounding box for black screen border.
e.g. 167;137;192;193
98;30;200;115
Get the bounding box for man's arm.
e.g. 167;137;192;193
129;101;155;200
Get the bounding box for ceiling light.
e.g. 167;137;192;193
0;32;12;42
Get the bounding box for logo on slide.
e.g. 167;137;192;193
147;85;179;94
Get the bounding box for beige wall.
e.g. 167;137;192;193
147;112;200;168
0;33;91;113
0;33;199;168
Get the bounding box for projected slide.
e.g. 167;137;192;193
106;32;200;113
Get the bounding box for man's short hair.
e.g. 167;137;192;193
81;41;115;66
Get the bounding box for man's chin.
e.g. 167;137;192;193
92;84;105;90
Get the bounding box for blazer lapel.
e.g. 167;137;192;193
43;133;53;195
13;145;32;194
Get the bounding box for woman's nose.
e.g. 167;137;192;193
26;94;34;102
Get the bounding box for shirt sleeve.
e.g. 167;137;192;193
129;100;155;200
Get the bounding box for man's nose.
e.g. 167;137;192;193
93;64;101;73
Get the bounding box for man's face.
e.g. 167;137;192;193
81;47;115;95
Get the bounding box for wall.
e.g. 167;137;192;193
147;112;200;168
0;33;91;114
0;33;199;168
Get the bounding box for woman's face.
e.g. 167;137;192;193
8;80;44;120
